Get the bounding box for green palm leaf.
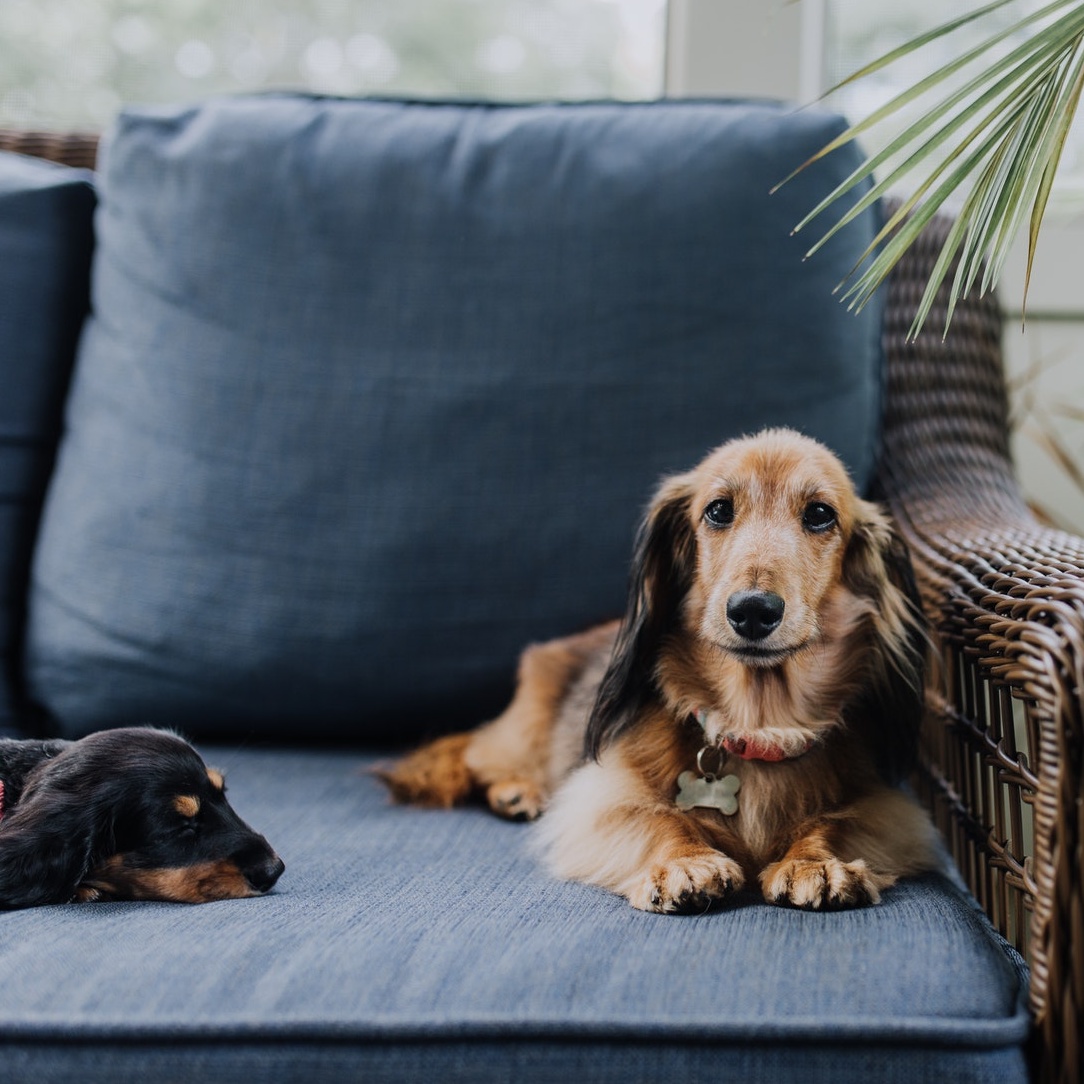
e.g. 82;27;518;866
792;0;1084;339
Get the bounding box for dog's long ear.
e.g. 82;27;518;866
843;500;927;782
585;472;697;759
0;787;114;909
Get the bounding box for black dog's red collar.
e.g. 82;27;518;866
0;779;5;821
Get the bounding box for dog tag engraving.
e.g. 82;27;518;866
675;770;740;815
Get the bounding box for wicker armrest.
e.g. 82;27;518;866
876;208;1084;1084
0;128;100;169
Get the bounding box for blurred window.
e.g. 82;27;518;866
1;0;666;130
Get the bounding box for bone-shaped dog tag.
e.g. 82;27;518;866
675;770;741;814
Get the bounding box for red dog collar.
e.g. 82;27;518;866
0;779;5;822
721;734;814;762
692;710;814;762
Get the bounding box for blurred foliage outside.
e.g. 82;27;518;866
0;0;665;130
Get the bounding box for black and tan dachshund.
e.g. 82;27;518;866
0;727;283;909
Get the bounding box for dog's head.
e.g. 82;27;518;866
587;428;925;777
0;728;284;909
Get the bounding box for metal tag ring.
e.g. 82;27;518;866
696;745;725;780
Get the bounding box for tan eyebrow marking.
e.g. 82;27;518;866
206;768;225;791
174;795;200;818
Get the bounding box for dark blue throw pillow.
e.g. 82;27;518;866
0;152;95;732
25;96;883;742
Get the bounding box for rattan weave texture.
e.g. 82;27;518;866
0;129;98;170
877;202;1084;1084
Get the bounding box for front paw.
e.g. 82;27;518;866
760;857;882;910
628;852;744;914
486;779;545;821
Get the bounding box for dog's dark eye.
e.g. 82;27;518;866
802;501;837;532
703;499;734;528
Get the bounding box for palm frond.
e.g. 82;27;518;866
791;0;1084;339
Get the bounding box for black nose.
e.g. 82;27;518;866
242;850;285;894
247;854;285;894
726;591;785;641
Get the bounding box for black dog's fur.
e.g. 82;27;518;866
0;727;283;909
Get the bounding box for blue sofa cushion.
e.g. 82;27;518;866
0;748;1029;1083
0;152;94;729
25;96;885;741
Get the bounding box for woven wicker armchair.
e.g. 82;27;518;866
877;207;1084;1084
4;128;1082;1084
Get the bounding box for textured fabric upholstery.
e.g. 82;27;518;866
0;152;94;727
0;747;1029;1083
24;96;884;742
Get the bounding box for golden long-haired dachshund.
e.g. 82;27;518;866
381;428;939;913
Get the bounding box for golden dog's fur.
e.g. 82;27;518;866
380;429;938;912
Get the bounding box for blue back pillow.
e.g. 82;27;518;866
24;96;883;741
0;152;95;734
